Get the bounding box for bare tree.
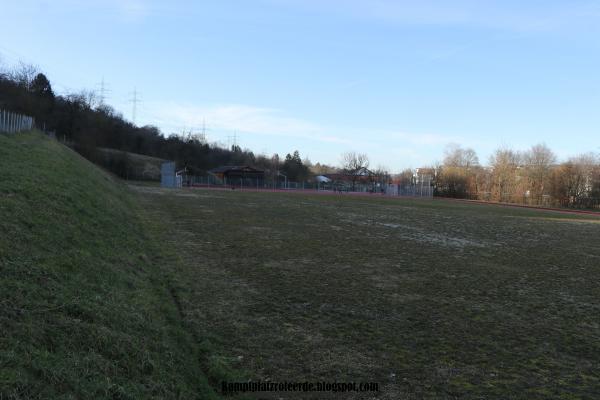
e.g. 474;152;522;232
489;148;522;202
65;90;99;110
443;144;479;169
551;153;597;206
10;62;39;90
340;151;370;191
397;168;415;185
370;165;391;192
310;162;337;175
523;143;557;204
439;144;480;198
0;56;8;79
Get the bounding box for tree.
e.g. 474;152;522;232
551;153;597;206
397;168;415;186
311;162;337;175
340;151;370;191
438;144;480;198
282;150;309;182
11;62;38;90
30;73;54;99
371;165;391;190
443;144;479;169
523;143;557;204
489;148;521;202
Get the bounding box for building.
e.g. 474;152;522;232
209;166;265;185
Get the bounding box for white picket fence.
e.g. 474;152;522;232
0;109;35;133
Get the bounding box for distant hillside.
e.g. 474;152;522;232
92;147;167;181
0;132;219;399
1;67;314;181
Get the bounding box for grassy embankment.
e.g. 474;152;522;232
0;132;235;399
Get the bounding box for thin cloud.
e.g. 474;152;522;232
139;101;485;171
146;102;437;155
147;102;351;145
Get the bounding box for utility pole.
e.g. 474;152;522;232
97;77;110;105
129;87;141;124
198;119;208;143
227;130;239;150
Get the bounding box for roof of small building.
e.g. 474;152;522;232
209;165;264;174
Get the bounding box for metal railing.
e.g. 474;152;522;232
0;109;34;133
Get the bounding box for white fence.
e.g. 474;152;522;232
0;109;34;133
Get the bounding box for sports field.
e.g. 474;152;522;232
133;185;600;399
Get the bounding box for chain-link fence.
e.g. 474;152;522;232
0;109;34;133
178;174;434;198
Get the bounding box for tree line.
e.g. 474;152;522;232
0;63;316;181
426;144;600;208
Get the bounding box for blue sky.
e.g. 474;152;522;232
1;0;599;171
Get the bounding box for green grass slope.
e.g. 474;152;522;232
0;132;217;399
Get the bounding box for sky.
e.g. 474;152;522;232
1;0;599;171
